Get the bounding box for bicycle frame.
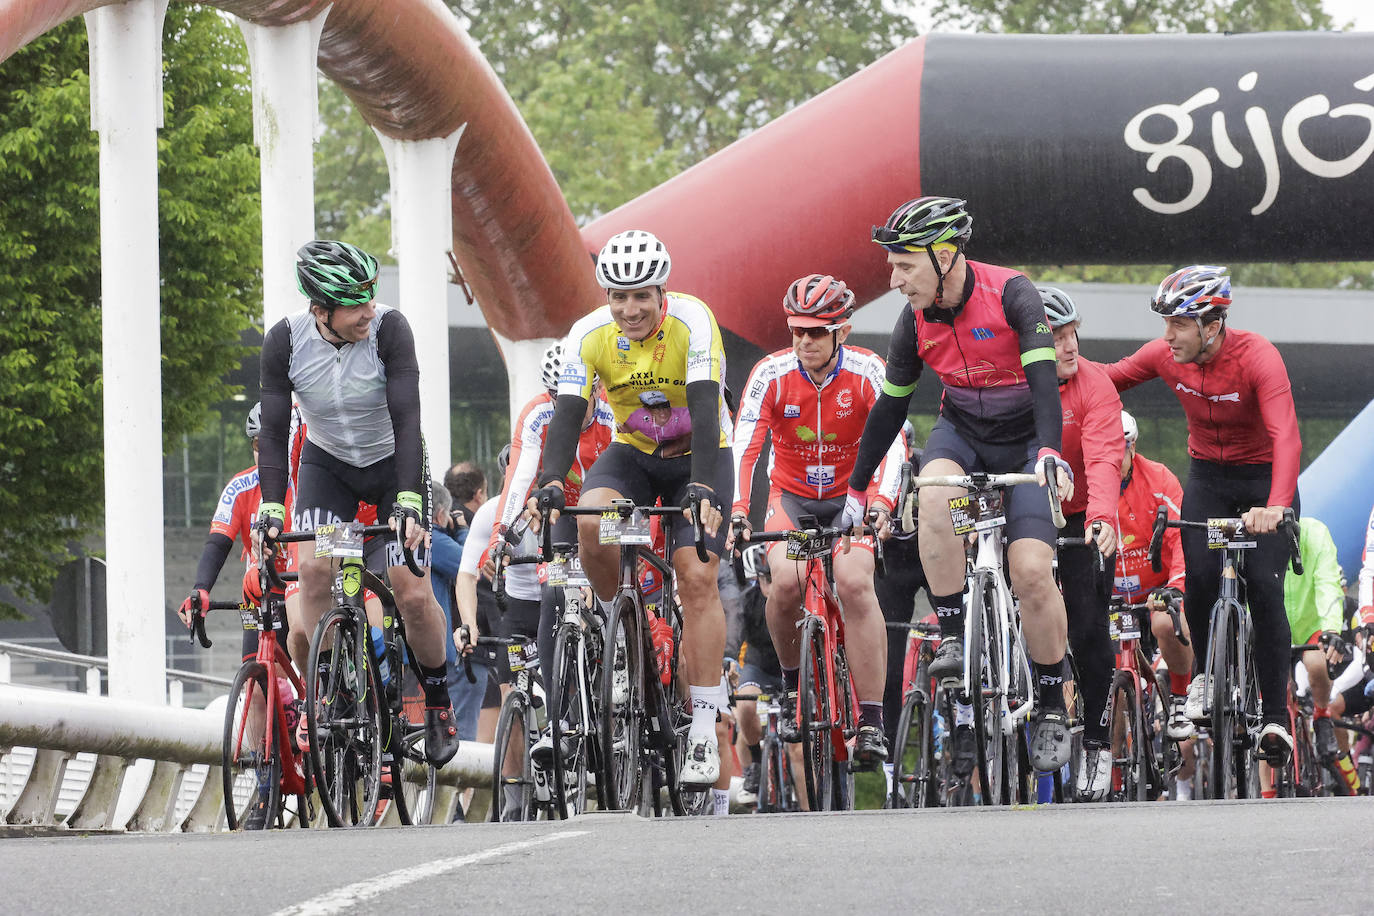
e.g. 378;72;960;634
965;524;1034;737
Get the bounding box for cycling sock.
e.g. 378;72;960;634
931;590;966;637
1174;775;1194;801
712;789;730;816
417;661;451;708
1034;659;1067;710
689;684;720;743
859;702;884;731
748;742;762;761
1313;705;1330;719
1169;671;1191;695
782;666;799;693
883;761;894;792
954;701;974;727
1261;788;1278;799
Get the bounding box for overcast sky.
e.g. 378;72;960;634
1323;0;1372;30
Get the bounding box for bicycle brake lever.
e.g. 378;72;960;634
192;611;212;649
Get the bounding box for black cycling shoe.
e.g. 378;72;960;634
779;691;802;743
424;705;461;766
853;725;889;770
1029;707;1073;773
928;637;964;687
951;723;976;778
1314;716;1338;763
740;762;760;801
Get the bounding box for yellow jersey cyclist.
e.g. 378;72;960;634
841;197;1076;773
256;240;460;767
527;230;734;788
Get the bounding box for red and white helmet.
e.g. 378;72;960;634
783;274;855;328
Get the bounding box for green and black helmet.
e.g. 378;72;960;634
871;196;973;252
295;240;380;308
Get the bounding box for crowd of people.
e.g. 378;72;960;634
179;195;1374;821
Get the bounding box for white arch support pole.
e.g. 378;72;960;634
84;0;170;705
377;128;464;474
491;332;560;426
238;12;329;330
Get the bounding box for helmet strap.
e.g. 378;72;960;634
925;246;947;306
1196;315;1224;358
320;306;346;343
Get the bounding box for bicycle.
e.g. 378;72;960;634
266;514;430;827
554;499;706;817
191;584;312;830
739;516;884;812
1148;506;1303;800
886;618;956;809
747;691;800;813
1271;644;1326;798
485;632;557;821
898;457;1066;807
1100;596;1174;801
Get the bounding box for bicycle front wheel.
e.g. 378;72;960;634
550;624;591;819
306;607;385;827
490;691;536;821
222;661;281;830
799;615;835;811
967;572;1004;806
890;687;934;809
1109;671;1146;802
599;596;644;810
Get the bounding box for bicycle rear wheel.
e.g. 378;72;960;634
222;662;281;830
306;608;385;827
393;728;438;824
890;687;933;809
599;596;644;810
759;732;783;813
1109;671;1146;801
799;615;836;811
490;691;537;821
550;624;591;819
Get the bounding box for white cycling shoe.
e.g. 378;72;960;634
1074;741;1112;803
1166;693;1196;741
680;736;720;788
1183;674;1208;723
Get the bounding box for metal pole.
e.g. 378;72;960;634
85;0;171;704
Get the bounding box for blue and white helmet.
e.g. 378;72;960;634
1150;265;1231;319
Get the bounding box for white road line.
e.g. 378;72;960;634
271;831;588;916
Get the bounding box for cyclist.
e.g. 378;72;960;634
256;239;460;766
1040;286;1123;801
1283;516;1355;788
1114;410;1196;742
1358;502;1374;635
1106;264;1301;763
844;197;1076;773
730;274;902;767
526;230;734;788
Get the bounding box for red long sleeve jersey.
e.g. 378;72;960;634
1105;329;1300;507
732;346;902;512
1059;358;1125;525
1114;454;1186;599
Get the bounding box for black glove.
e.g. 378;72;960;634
682;482;719;517
532;484;566;513
1151;586;1183;611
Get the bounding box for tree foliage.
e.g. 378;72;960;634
931;0;1332;34
0;9;260;617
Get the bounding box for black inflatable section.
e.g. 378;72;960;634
919;32;1374;263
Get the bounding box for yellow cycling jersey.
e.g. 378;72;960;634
558;292;733;455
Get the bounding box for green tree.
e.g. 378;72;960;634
315;79;392;259
0;9;261;618
931;0;1331;33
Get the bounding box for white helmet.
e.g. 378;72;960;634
1121;409;1138;445
246;402;262;439
595;230;671;290
741;544;770;582
541;343;564;395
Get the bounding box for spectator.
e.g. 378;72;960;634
445;461;486;530
429;481;476;741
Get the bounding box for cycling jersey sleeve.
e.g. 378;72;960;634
1249;338;1301;507
1160;470;1186;591
1079;366;1125;526
258;318;295;506
498;399;547;531
192;533;234;592
1304;521;1344;632
539;395;588;487
731;361;778;513
686;379;721;486
1104;338;1168;392
1002;276;1061;454
377;310;423;497
850;307;920;490
861;353;904;510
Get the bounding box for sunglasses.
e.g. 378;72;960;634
790;325;844;340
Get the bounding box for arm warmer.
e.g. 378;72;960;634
687;379;721;486
257;318;295;505
538;394;589;487
193;533;235;592
377;310;424;496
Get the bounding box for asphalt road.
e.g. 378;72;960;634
3;798;1372;915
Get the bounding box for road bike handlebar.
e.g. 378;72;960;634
908;464;1067;529
1148;506;1302;575
1055;521;1106;576
1112;595;1189;647
555;503;709;564
257;517;420;593
736;518;887;578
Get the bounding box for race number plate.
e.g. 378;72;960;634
1108;607;1142;642
314;522;365;559
1206;519;1255;550
599;508;651;545
507;641;539;673
547;554;592;588
786;529;827;561
238;604;259;631
949;490;1005;535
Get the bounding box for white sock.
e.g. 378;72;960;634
955;701;974;728
690;684;719;743
712;789;730;816
883;761;894;793
1175;775;1193;801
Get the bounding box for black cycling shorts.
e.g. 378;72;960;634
919;417;1055;546
580;443;735;557
294;440;430;568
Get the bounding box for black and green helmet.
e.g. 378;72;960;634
295;240;380;308
872;196;973;252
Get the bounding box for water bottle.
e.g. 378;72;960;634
931;707;947;757
370;625;393;688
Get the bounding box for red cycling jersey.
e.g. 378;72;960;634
1114;454;1186;599
492;391;614;543
1105;329;1300;507
732;346;902;513
1058;357;1125;526
210;466;268;568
